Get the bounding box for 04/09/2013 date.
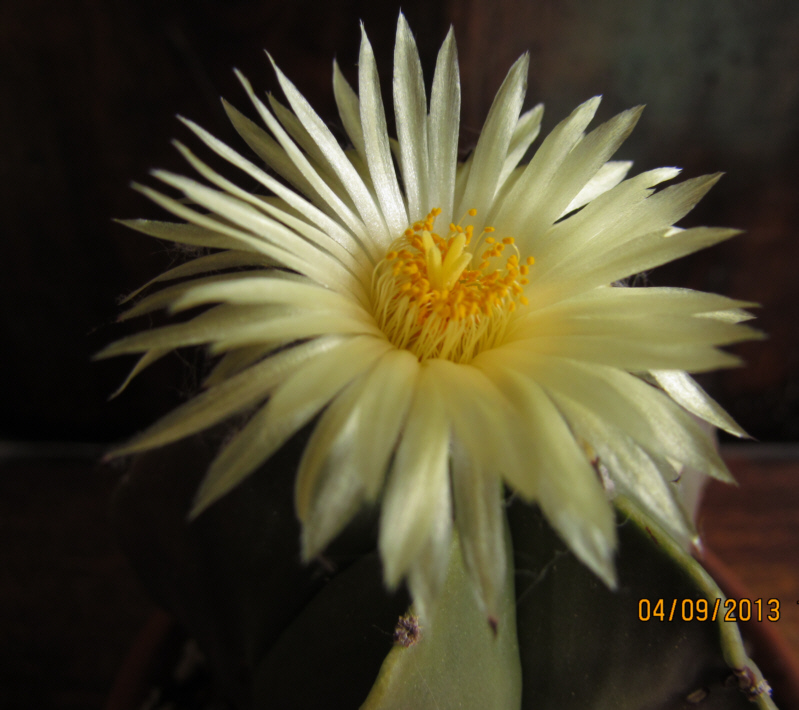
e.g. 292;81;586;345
638;598;780;622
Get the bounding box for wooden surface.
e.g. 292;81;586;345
701;445;799;707
0;445;796;708
0;454;155;710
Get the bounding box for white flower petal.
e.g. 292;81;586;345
207;310;383;353
455;54;528;222
358;26;409;238
267;93;354;203
533;226;741;304
333;60;367;159
222;99;320;202
406;494;453;623
516;106;642;239
427;27;460;224
98;302;379;358
499;334;742;373
151;170;364;298
112;336;343;457
266;62;393;252
170;276;369;318
509;302;761;349
561;160;633;216
173;138;372;279
296;372;373;558
119;250;276;305
117;217;242;251
490;96;600;239
120;272;268;321
192;335;392;516
478;362;617;588
393;14;429;222
451;440;506;618
379;367;450;588
515;286;755;325
538;166;681;265
128;183;324;278
650;370;749;438
554;395;696;548
612;173;723;241
296;348;419;533
425;359;526;487
236;69;377;250
108;348;170;399
181;116;368;262
497;103;544;188
203;344;276;387
516;356;733;482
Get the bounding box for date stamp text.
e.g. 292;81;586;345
638;598;780;622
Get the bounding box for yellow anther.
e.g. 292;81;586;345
526;256;535;265
484;226;495;233
371;207;534;363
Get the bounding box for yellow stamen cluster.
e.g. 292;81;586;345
372;208;534;363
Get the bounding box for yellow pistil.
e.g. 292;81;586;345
371;208;533;363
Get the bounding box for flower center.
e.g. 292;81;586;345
371;208;533;363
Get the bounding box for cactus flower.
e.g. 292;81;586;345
100;14;760;621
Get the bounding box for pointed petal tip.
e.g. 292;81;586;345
187;492;211;521
626;104;645;124
92;345;112;361
176;115;195;129
299;533;317;564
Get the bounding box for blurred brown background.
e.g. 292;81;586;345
2;0;798;707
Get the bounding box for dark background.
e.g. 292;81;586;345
2;1;799;707
3;0;799;446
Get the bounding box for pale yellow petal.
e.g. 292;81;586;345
556;394;696;547
650;370;749;438
477;361;617;588
119;250;276;305
393;14;429;222
427;27;460;224
450;440;507;618
191;335;392;516
379;367;450;588
358;26;409;236
455;54;528;222
110;336;342;457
